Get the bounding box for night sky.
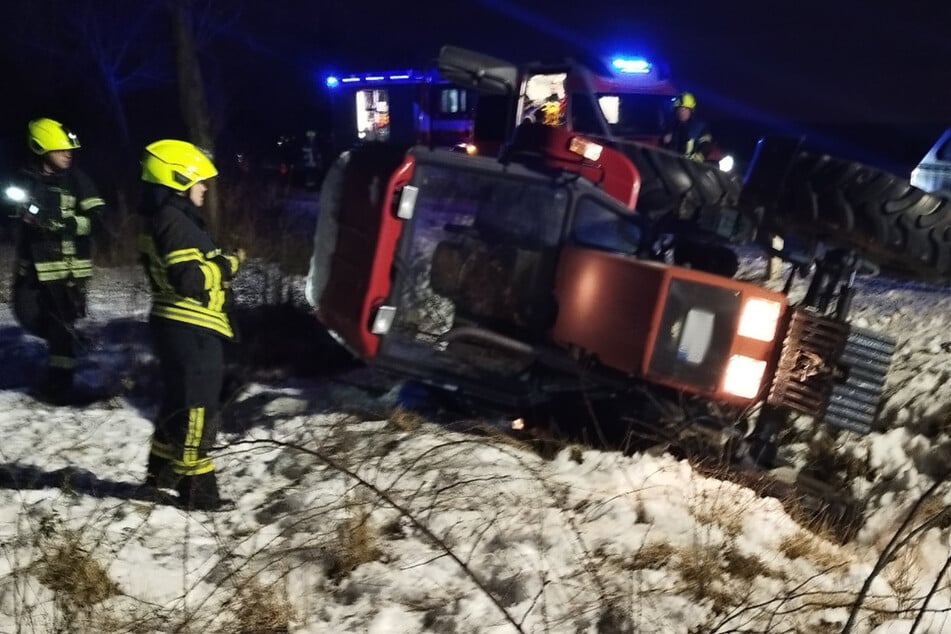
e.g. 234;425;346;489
1;0;949;174
304;0;951;125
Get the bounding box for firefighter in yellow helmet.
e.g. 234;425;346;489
10;117;106;404
138;139;244;511
661;92;714;161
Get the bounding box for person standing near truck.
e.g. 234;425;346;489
137;139;244;511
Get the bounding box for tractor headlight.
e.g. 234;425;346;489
722;355;767;399
737;298;781;342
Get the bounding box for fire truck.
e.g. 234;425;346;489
463;50;684;157
323;68;477;153
320;51;717;166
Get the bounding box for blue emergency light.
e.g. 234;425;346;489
610;56;652;74
323;70;431;89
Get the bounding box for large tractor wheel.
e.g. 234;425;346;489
620;143;743;224
743;138;951;282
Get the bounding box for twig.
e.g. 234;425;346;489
227;436;525;633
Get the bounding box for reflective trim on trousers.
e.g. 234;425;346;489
150;418;216;476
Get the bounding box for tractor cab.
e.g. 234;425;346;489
307;123;790;410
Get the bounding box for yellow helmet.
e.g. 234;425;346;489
28;118;81;155
141;139;218;191
673;92;697;110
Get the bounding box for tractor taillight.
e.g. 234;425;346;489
722;355;767;399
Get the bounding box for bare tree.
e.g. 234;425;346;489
168;0;222;235
76;1;172;152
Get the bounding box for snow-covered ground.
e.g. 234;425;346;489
0;248;950;633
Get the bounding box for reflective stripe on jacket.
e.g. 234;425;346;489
139;194;239;339
15;167;104;282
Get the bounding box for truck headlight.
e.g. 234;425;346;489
737;298;781;342
722;355;766;399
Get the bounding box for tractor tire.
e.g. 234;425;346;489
765;152;951;282
619;143;742;224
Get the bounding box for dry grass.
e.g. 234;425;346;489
326;506;383;581
29;527;122;633
228;577;295;634
723;546;773;581
627;542;676;570
387;406;424;432
779;529;851;570
882;547;920;612
910;495;950;526
691;490;746;539
675;544;736;613
33;533;119;607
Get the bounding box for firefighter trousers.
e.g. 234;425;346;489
147;319;224;482
12;273;86;386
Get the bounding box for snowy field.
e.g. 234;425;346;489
0;248;950;633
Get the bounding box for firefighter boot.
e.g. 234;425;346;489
144;453;178;490
176;472;234;512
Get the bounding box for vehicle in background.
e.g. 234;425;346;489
910;127;951;196
457;48;735;173
322;68;477;155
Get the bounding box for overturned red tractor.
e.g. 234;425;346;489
303;46;951;467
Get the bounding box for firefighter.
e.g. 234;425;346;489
11;117;106;404
137;139;244;511
661;92;714;162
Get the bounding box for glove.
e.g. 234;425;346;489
42;217;82;235
211;248;244;278
22;209;62;232
23;205;78;234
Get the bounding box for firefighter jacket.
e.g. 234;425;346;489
138;191;241;339
14;166;105;283
664;117;713;162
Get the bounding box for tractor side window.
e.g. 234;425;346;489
569;93;602;135
521;73;567;127
599;94;670;137
572;196;642;255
